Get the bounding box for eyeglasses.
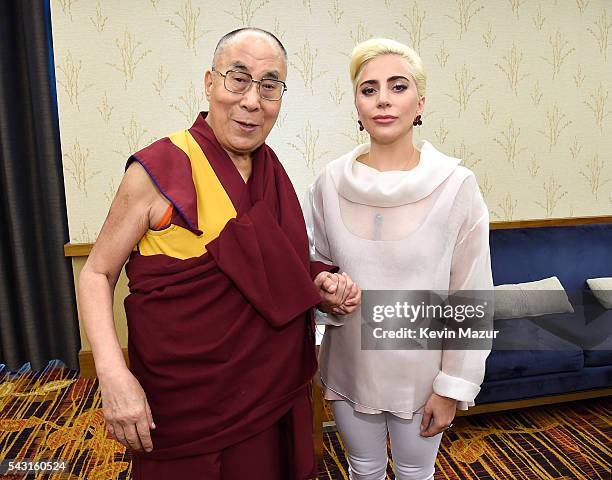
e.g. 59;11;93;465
212;67;287;101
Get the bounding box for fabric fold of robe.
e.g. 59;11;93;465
124;112;335;479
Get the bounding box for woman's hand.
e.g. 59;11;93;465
330;280;361;315
419;392;457;437
314;272;360;314
99;368;156;452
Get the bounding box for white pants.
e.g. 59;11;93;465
332;400;443;480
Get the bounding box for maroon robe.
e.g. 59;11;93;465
124;112;335;479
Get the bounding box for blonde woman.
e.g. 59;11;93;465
305;39;493;480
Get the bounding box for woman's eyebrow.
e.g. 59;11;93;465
359;79;379;87
360;75;411;87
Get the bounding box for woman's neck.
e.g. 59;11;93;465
361;134;420;172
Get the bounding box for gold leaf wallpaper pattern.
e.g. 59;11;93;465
587;9;612;60
542;29;575;80
576;0;590;15
50;0;612;243
535;174;569;218
328;0;344;25
532;5;546;31
288;121;329;174
446;64;484;117
396;3;434;53
495;43;528;95
152;64;170;95
584;83;611;133
63;140;99;197
446;0;485;39
225;0;270;27
107;28;152;88
166;0;211;53
56;0;78;22
89;1;108;32
56;51;93;110
290;40;328;93
97;91;113;123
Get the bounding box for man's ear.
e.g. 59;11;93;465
204;70;213;99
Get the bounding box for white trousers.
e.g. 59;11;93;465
332;400;444;480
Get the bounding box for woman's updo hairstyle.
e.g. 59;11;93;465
349;38;426;99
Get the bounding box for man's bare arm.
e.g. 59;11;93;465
77;161;164;452
78;161;159;377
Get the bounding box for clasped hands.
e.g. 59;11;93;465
314;271;361;315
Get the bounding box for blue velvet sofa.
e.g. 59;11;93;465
475;220;612;406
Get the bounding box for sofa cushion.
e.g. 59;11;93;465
494;276;574;320
583;328;612;367
485;319;583;381
587;277;612;309
476;365;612;404
532;290;612;351
584;348;612;368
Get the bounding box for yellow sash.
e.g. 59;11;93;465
137;130;237;260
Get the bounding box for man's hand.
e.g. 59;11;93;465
99;368;156;453
314;271;360;315
419;392;457;437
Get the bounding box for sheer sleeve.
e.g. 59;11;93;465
302;175;345;327
433;174;493;405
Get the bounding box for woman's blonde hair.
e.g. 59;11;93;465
349;38;426;99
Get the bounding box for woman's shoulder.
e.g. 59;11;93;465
317;143;369;183
421;140;476;181
307;144;367;194
325;143;368;171
449;164;481;199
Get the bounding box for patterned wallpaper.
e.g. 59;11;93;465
51;0;612;243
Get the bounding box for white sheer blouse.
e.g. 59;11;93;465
304;140;493;419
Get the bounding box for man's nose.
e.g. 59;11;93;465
240;83;261;110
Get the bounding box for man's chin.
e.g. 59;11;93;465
227;140;265;156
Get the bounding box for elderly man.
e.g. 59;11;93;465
78;28;360;480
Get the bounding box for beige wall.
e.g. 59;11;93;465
52;0;612;244
51;1;612;349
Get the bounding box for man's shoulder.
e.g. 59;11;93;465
263;143;287;172
132;129;186;159
127;130;191;172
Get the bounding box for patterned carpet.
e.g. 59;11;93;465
318;400;612;480
1;360;610;479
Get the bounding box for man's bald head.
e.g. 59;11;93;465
204;27;287;162
212;28;287;69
